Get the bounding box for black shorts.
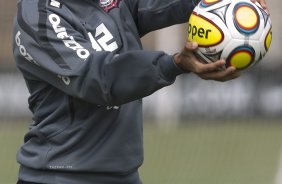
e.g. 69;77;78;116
17;180;43;184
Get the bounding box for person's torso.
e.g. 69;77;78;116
15;0;144;183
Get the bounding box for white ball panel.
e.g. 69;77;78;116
225;0;264;40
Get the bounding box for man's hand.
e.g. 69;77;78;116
251;0;269;14
174;42;240;82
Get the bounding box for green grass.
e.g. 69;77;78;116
141;120;282;184
1;119;282;184
0;120;27;184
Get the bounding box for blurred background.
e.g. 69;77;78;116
1;0;282;184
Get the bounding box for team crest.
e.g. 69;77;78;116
99;0;121;12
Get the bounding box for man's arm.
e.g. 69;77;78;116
124;0;197;36
13;1;183;106
124;0;269;36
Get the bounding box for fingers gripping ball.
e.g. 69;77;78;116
188;0;272;71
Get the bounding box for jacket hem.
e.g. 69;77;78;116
18;165;142;184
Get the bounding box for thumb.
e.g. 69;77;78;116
185;41;198;52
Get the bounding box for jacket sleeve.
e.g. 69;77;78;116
124;0;200;36
13;1;183;106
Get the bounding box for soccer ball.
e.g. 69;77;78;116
187;0;272;70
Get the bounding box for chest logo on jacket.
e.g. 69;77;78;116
99;0;121;12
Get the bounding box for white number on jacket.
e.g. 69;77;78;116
88;23;118;52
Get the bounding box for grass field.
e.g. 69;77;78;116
1;119;282;184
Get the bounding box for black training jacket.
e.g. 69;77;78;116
13;0;197;183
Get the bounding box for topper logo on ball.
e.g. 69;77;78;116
188;12;224;47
